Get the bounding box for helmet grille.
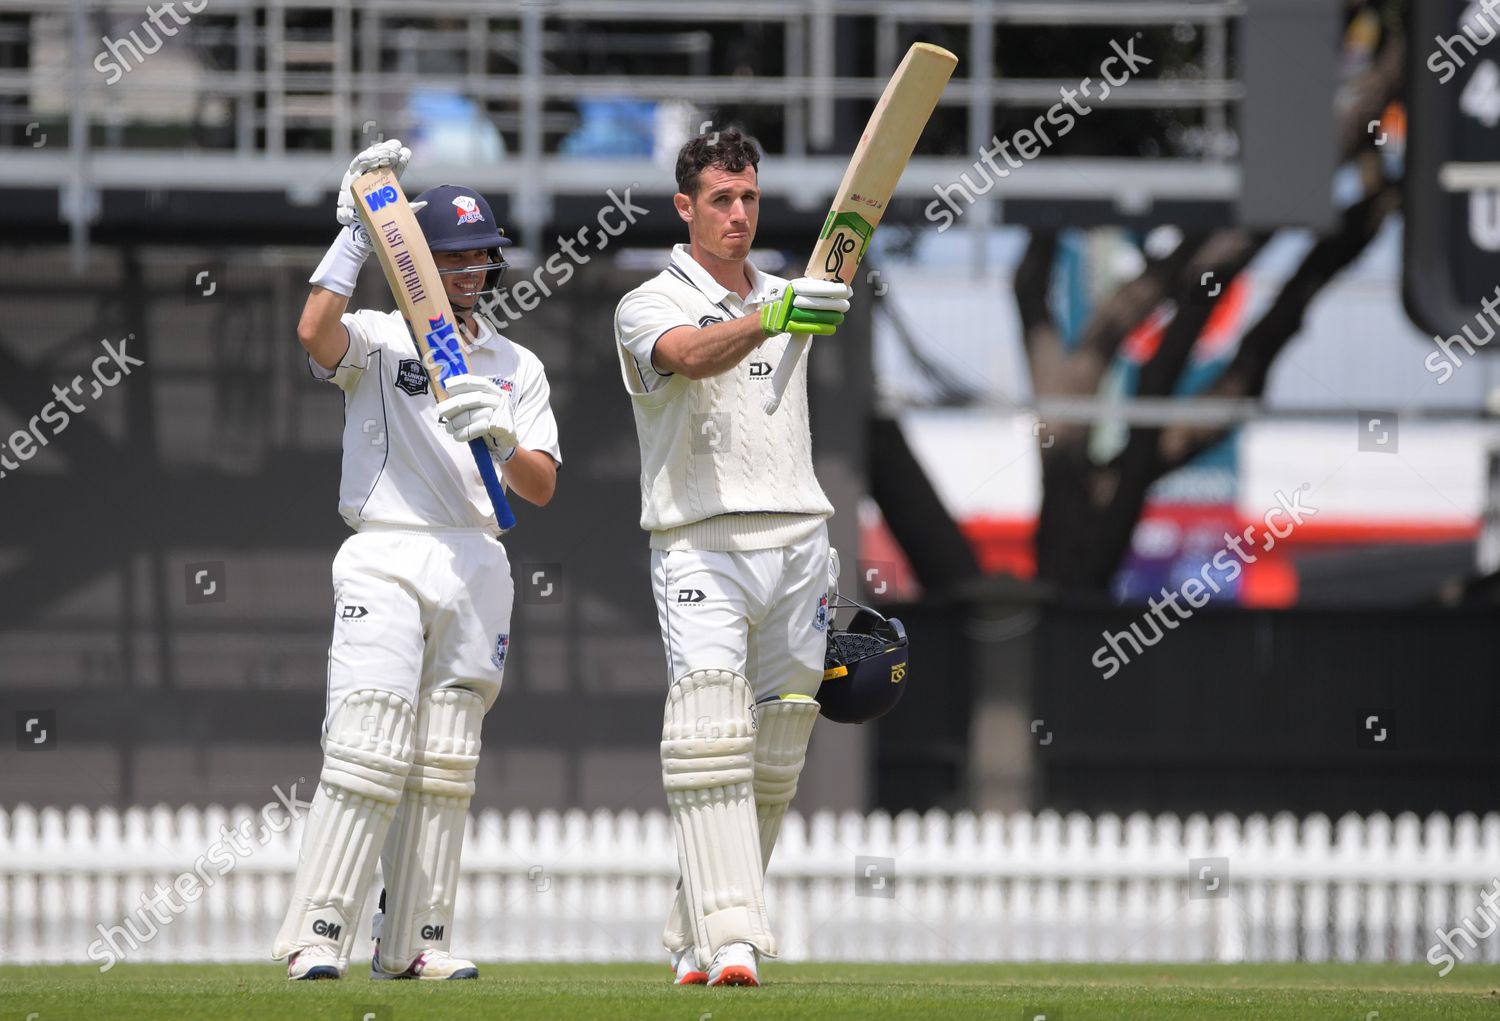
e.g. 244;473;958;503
827;630;889;668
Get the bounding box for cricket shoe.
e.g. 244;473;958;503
286;945;342;980
706;941;759;987
670;947;707;986
370;945;479;980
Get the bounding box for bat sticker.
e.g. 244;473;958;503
824;232;860;277
365;185;399;211
423;314;467;382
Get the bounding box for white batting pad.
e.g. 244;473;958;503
663;694;819;953
660;668;774;966
375;687;484;971
752;695;819;863
272;689;415;964
662;887;693;957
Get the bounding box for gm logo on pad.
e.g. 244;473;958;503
365;185;399;211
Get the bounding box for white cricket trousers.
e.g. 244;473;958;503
324;524;513;723
650;523;830;702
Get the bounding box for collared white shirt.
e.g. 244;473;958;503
615;243;782;394
311;310;561;533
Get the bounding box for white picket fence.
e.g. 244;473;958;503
2;804;1498;966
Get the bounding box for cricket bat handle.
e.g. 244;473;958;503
470;440;518;532
762;334;810;415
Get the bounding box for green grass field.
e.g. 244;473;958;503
2;961;1497;1020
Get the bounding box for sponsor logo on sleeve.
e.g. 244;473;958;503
491;634;509;671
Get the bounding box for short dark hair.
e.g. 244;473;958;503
675;127;761;197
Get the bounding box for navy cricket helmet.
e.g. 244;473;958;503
817;597;909;724
412;184;511;295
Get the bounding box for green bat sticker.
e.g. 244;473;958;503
818;210;874;279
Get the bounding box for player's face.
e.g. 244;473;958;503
687;166;759;261
433;248;489;309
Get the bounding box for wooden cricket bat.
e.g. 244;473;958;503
763;42;957;415
350;166;518;532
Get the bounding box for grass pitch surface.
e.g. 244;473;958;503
2;961;1497;1020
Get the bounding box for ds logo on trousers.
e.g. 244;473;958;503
677;589;706;604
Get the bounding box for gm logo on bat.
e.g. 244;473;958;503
364;185;399;211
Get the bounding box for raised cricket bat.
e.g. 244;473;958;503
763;42;957;415
350;166;518;532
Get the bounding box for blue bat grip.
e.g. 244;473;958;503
470;439;518;532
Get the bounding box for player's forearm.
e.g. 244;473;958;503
500;447;557;507
298;287;352;371
654;316;767;380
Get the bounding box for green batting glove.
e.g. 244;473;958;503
760;277;853;336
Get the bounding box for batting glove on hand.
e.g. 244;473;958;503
336;138;413;228
759;278;853;337
435;374;519;461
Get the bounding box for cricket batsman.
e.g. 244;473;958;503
613;128;852;987
272;139;562;980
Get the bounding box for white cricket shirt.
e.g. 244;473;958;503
614;244;832;551
313;309;561;533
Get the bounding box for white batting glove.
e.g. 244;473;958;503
336;138;412;227
434;374;518;461
789;277;853;311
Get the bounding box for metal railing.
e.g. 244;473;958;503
0;0;1245;265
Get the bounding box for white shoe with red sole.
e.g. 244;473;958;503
706;941;759;987
671;948;708;985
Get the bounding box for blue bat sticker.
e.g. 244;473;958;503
423;314;467;381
